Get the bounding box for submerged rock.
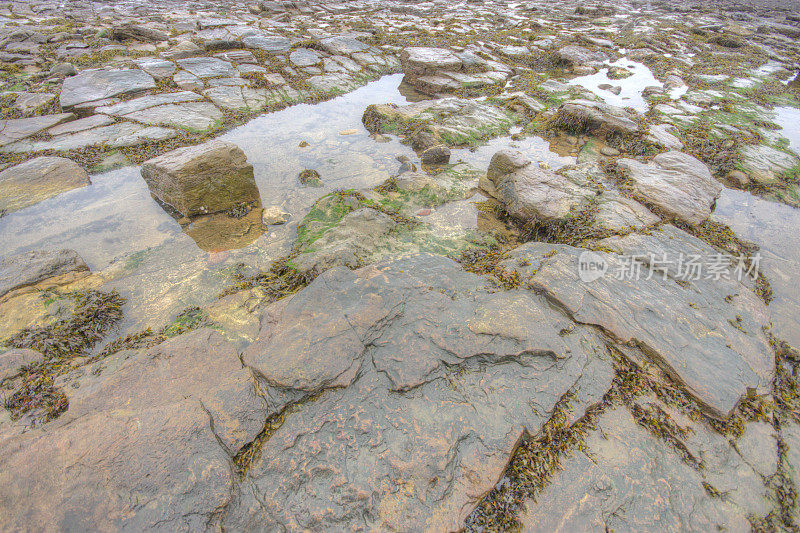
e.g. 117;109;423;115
617;151;722;226
0;249;88;299
140;140;260;217
0;156;90;213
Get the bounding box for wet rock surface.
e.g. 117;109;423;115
1;0;800;529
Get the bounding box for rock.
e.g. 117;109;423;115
298;169;322;185
225;254;613;530
727;169;750;187
95;91;202;116
0;156;90;213
48;62;77;78
140;140;260;217
393;172;443;193
262;205;289;225
0;249;88;299
646;123;684;150
111;23;169;42
502;227;773;418
400;47;462;76
0;113;75;147
133;58;177;80
483;149;595;222
289;48;321;67
420;144;450;164
554;45;608;68
293;208;397;276
120;102;223;132
594;190;660;232
318;36;368;55
520;404;769;531
363;98;516;147
619;152;721;225
59;69;157;107
0;122;177;154
176;57;236;78
0;329;268;530
556;100;641;136
242;34;292;53
160;40;202;60
0;348;42;381
8;92;56;115
738;145;800;185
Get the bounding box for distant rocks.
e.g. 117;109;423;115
141;140;260;218
399;46;510;96
0;156;90;213
554;45;609;69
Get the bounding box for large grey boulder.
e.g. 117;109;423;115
0;156;90;213
617;151;722;226
0;249;88;299
502;227;773;419
0;330;268;530
482;149;596;222
59;68;156;107
226;254;614;530
140;140;260;217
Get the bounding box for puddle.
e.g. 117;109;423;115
713;188;800;348
0;73;570;337
568;57;684;112
773;106;800;156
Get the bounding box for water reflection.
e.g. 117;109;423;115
773;106;800;156
713;188;800;348
568;58;683;112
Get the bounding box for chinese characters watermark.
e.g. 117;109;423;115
578;250;761;283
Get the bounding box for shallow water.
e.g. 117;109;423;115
773;106;800;155
714;188;800;348
568;58;683;112
0;73;570;336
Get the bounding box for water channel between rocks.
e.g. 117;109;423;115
0;73;577;335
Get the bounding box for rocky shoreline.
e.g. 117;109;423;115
1;0;800;530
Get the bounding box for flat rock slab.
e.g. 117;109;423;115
123;101;222;132
0;156;90;213
502;228;773;419
0;330;267;530
140;140;259;217
289;48;321;67
738;144;800;185
0;122;177;153
521;404;769;531
0;348;42;381
242;34;292;53
319;36;369;55
227;254;613;530
401;46;462;74
59;69;156;107
0;249;88;299
133;58;178;80
95;90;202;116
176;57;236;78
0;113;75;146
617;151;722;226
